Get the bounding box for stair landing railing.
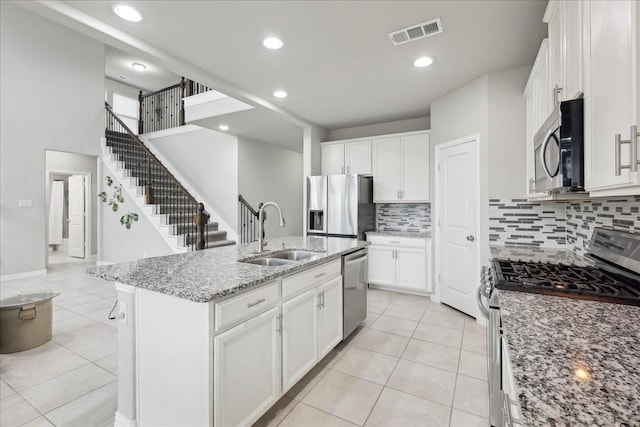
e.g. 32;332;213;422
238;195;264;244
105;102;209;250
138;77;212;134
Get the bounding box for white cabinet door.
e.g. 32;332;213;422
401;134;429;202
282;288;319;392
317;276;343;359
584;0;639;194
214;307;281;427
535;40;552;127
564;0;583;99
368;245;396;286
321;144;345;175
395;248;427;291
345;140;372;175
545;0;564;105
373;138;402;202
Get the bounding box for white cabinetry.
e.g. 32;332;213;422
372;132;430;203
584;0;640;196
320;139;371;175
213;307;281;427
281;260;342;392
544;0;584;103
366;235;431;293
524;41;552;199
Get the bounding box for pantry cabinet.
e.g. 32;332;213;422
583;0;640;196
372;131;430;203
320;139;372;175
367;234;431;293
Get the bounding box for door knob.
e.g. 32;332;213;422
466;235;475;242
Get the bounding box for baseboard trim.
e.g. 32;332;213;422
0;269;47;282
114;411;137;427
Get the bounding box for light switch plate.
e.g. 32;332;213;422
18;200;33;208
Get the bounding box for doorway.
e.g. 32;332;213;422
45;150;98;267
434;135;481;318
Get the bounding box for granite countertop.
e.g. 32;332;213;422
367;230;431;238
94;236;366;303
491;246;640;425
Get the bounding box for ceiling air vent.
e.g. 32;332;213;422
388;18;443;46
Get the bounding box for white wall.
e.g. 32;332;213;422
46;150;98;254
326;116;430;141
0;3;104;277
487;66;530;198
238;137;303;238
105;78;144;107
146;128;239;234
98;166;173;263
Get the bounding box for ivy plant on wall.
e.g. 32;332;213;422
98;176;139;229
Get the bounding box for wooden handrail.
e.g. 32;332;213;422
140;83;182;99
238;195;260;217
105;102;198;206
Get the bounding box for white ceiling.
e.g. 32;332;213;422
24;1;547;148
105;45;180;92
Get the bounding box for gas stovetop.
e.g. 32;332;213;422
492;259;640;306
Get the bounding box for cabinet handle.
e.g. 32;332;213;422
553;84;563;106
401;190;404;199
397;190;401;199
528;178;534;194
276;314;282;335
321;291;325;309
390;240;400;244
347;166;350;174
314;272;326;279
341;166;345;174
247;298;266;308
317;292;323;309
615;125;640;175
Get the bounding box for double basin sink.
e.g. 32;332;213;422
241;250;322;267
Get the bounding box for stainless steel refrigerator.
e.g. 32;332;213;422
307;175;375;240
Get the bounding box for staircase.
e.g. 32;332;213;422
104;104;235;252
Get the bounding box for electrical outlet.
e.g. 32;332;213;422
118;301;127;323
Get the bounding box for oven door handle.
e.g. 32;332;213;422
540;128;559;180
476;283;490;319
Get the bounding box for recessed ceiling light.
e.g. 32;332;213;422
273;90;288;98
113;5;142;22
131;63;147;72
218;124;229;131
263;37;283;50
414;57;434;68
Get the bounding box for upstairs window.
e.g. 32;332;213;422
113;93;139;135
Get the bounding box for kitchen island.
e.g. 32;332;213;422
96;236;367;427
490;246;640;426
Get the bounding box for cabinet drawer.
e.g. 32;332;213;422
367;235;427;248
282;260;341;299
214;281;279;331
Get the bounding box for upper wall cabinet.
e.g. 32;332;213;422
372;131;430;203
524;40;552;199
544;0;583;104
584;0;639;196
320;139;371;175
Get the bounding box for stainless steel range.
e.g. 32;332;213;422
478;227;640;427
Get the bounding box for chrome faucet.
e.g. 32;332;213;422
258;202;286;252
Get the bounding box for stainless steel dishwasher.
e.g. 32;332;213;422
342;248;368;339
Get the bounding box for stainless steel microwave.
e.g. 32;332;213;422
534;98;584;193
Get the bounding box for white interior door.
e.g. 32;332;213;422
68;175;85;258
436;137;479;317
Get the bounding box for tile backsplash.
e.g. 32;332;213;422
490;197;640;254
566;197;640;255
376;203;431;233
489;199;567;247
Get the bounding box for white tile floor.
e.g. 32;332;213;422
1;259;488;427
255;289;489;427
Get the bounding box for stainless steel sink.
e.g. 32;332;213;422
268;250;318;261
242;258;296;267
240;250;323;267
